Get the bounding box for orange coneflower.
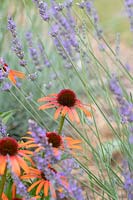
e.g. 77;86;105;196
0;137;33;176
21;167;56;197
38;89;92;123
22;131;82;153
0;59;25;84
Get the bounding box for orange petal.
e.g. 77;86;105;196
65;137;81;144
71;108;80;123
28;180;42;192
19;150;33;155
19;152;34;166
8;72;16;84
10;69;25;78
16;156;29;173
37;96;56;102
38;104;55;110
61;106;69;116
36;181;44;195
0;156;6;175
68;108;74;122
44;181;49;197
12;183;16;198
78;106;92;117
10;156;21;176
54;106;63;119
2;193;8;200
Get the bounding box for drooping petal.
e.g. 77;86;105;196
44;181;49;197
68;108;74;122
61;106;69;116
0;156;6;175
2;193;8;200
16;156;29;173
19;152;34;166
54;106;63;119
10;156;21;176
12;183;16;198
10;69;25;78
77;105;92;117
36;181;44;195
28;180;42;192
8;72;16;84
71;108;80;123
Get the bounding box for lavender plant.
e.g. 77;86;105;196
0;0;133;199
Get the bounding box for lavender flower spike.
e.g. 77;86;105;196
7;17;27;67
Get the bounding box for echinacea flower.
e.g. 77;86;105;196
23;131;82;153
21;167;56;197
0;137;32;176
0;58;25;85
38;89;92;123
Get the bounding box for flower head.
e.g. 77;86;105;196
21;167;54;197
38;89;92;123
0;137;32;176
46;132;62;148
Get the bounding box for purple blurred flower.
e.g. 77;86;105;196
26;32;40;69
11;173;30;199
123;162;133;200
33;0;50;21
7;17;27;67
124;0;133;31
1;82;12;91
0;119;7;137
109;75;123;96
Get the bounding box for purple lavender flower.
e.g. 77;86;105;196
84;1;103;39
123;161;133;200
7;17;27;67
109;75;123;96
11;173;31;199
38;42;51;67
124;0;133;31
26;32;41;70
33;0;50;21
1;82;12;91
0;119;7;137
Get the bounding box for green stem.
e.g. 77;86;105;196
0;164;7;198
58;116;65;135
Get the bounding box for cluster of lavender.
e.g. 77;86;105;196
124;0;133;32
110;75;133;126
11;173;30;199
28;120;84;200
78;1;103;39
123;161;133;200
7;17;27;67
33;0;79;69
109;75;133;198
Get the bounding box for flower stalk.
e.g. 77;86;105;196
58;115;65;135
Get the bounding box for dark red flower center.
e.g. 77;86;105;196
41;171;47;180
46;132;62;148
12;198;23;200
0;137;18;156
57;89;76;107
41;167;56;181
